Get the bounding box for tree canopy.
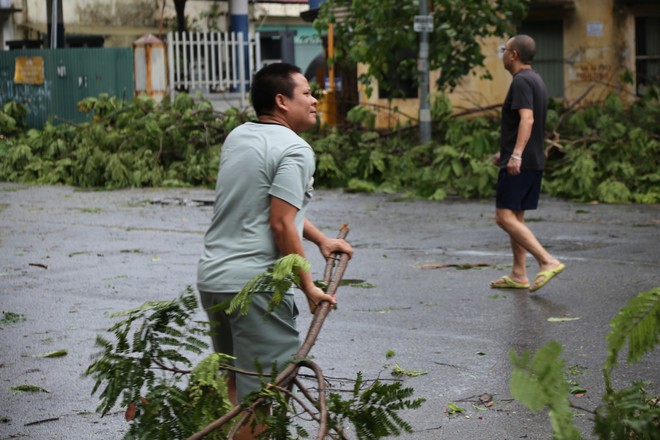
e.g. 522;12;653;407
315;0;529;97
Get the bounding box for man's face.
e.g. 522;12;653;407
502;38;516;73
282;73;318;133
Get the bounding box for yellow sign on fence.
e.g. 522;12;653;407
14;56;44;84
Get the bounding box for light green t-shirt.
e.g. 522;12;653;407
197;122;315;294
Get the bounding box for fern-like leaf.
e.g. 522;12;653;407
605;287;660;370
85;287;209;419
595;380;660;439
228;254;310;316
509;341;584;440
326;372;425;440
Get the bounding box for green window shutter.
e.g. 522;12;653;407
518;22;564;98
636;16;660;95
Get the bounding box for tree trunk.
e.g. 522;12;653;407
174;0;187;32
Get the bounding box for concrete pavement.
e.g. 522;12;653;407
1;184;658;439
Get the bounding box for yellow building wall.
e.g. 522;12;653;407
563;0;636;104
440;37;511;114
356;0;640;129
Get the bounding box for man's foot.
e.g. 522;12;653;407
490;275;530;289
530;262;566;292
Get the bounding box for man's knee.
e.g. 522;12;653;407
495;209;517;229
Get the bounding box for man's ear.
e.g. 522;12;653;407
274;93;287;112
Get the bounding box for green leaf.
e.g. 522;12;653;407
11;384;49;393
450;159;463;177
569;386;587;395
32;349;68;358
228;254;310;316
605;287;660;370
509;341;584;439
345;178;376;193
0;311;25;324
596;180;632;203
391;363;427;377
446;402;465;414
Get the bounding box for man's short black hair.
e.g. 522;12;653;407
510;34;536;65
250;62;302;116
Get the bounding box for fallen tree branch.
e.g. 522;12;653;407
420;262;490;270
296;360;329;440
28;263;48;269
186;225;351;440
24;417;60;426
452;103;501;118
226;411;251;440
270;380;321;424
557;84;596;129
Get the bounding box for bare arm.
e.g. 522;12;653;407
270;197;352;313
506;108;534;175
303;218;353;260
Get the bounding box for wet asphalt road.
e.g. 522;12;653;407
0;183;658;440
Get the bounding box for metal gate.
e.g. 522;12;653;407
0;48;133;129
165;31;261;109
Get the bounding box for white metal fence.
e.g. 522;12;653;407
166;31;261;109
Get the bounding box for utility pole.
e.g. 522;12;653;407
415;0;432;143
229;0;250;105
46;0;64;48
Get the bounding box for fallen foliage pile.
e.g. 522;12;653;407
1;88;658;203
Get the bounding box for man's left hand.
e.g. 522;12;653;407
319;238;353;260
506;157;522;175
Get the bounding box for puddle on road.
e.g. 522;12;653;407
146;198;213;207
340;279;375;289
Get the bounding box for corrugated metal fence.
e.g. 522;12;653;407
0;33;260;130
0;48;133;129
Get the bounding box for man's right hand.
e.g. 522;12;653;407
491;152;501;167
304;285;337;314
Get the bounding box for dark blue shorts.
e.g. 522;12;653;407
496;169;543;211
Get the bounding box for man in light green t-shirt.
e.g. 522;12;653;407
197;63;353;436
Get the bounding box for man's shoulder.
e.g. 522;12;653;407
251;123;314;153
237;122;308;140
512;69;546;93
225;121;254;138
514;69;544;84
228;120;311;141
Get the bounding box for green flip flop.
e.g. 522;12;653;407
490;275;530;289
530;263;566;292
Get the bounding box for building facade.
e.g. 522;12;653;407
2;0;658;126
0;0;323;76
359;0;660;128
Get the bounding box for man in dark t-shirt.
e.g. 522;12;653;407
490;35;565;292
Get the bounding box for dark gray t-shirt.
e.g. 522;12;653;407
500;69;548;171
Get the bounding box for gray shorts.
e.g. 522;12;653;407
199;291;300;402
